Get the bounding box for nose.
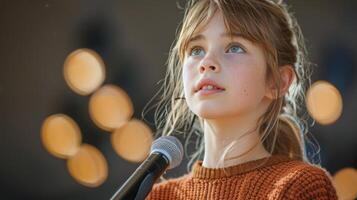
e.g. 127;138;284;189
199;56;221;73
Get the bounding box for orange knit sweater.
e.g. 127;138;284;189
146;155;337;199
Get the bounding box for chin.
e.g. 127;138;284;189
193;107;230;119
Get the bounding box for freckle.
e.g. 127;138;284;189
243;89;248;96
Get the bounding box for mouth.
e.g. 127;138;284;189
194;79;225;93
196;85;225;92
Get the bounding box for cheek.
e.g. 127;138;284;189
182;60;200;114
182;67;193;100
232;66;267;102
182;60;197;93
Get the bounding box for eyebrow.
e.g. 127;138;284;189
187;32;245;44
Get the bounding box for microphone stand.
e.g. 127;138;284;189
133;172;155;200
110;153;169;200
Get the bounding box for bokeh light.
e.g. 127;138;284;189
306;81;343;125
333;168;357;200
89;84;134;131
63;48;105;95
111;119;153;163
41;114;82;159
67;144;108;187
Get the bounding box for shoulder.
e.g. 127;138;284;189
145;174;192;200
154;174;191;189
274;159;338;200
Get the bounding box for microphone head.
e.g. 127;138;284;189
150;136;184;169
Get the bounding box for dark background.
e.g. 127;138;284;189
0;0;356;199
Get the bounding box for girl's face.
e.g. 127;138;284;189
182;11;272;119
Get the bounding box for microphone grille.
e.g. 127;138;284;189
151;136;184;169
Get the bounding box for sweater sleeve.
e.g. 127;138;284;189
283;165;338;200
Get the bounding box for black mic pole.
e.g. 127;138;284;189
110;152;169;200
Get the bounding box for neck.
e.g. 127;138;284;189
202;112;271;168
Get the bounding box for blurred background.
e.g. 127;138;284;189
0;0;356;199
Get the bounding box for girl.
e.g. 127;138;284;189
146;0;337;199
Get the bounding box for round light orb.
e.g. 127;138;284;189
89;84;134;131
333;168;357;200
111;119;153;163
41;114;82;159
306;81;343;125
64;48;105;95
67;144;108;187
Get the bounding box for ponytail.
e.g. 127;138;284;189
262;114;307;161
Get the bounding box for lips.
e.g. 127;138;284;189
194;78;225;93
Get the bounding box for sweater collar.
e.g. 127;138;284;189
192;155;293;179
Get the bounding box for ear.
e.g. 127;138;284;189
265;65;295;100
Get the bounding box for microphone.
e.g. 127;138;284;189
110;136;184;200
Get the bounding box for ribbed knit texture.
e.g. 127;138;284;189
146;155;337;199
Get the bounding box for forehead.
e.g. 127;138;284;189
178;5;258;59
187;12;249;45
186;16;252;46
187;32;245;45
191;11;226;37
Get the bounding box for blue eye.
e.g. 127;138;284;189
190;47;205;56
227;45;245;53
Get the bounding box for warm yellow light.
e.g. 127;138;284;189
111;119;153;163
306;81;343;125
41;114;82;159
64;48;105;95
333;168;357;200
89;84;134;131
67;144;108;187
